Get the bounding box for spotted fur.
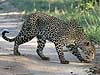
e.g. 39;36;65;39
65;44;90;63
2;12;95;64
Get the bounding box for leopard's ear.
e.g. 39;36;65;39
90;39;97;46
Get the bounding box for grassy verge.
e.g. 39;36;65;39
8;0;100;44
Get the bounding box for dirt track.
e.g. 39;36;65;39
0;0;100;75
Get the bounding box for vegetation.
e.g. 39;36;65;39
8;0;100;44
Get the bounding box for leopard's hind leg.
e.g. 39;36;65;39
13;32;36;55
13;42;21;55
36;35;49;60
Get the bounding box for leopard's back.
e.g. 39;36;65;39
2;12;85;45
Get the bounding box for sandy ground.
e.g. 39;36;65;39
0;0;100;75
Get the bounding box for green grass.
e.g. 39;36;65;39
8;0;100;44
0;7;3;10
8;0;76;15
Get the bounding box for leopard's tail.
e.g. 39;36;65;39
2;30;15;42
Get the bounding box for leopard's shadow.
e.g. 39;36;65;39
20;54;92;66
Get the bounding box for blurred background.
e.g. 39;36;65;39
4;0;100;45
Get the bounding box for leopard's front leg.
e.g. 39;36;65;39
54;42;69;64
66;44;89;63
36;36;49;60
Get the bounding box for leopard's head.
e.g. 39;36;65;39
65;19;95;62
76;40;95;63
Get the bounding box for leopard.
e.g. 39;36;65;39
2;12;95;64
